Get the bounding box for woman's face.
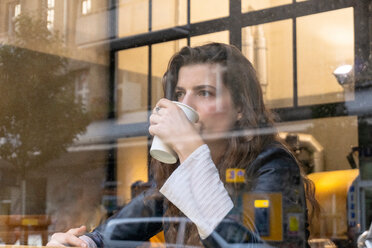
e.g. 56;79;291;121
175;63;240;142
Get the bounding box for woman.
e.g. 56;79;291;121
47;42;316;248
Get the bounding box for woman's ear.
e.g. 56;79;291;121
237;112;243;121
235;104;243;121
236;105;243;121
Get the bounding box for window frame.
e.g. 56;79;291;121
104;0;372;230
108;0;370;132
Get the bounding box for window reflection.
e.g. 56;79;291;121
0;0;370;247
242;0;291;12
117;137;149;205
242;20;293;108
0;12;101;245
82;0;92;15
297;8;354;105
117;46;148;124
14;3;21;17
47;0;55;30
152;39;187;107
190;0;228;23
152;0;187;31
118;0;149;37
277;116;358;172
190;31;229;46
277;116;359;244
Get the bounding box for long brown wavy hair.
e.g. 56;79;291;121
150;42;317;246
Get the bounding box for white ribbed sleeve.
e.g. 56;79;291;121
159;144;233;239
79;235;97;248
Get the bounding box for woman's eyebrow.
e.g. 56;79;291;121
175;86;185;91
193;85;216;91
175;85;216;91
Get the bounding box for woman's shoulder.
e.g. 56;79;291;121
246;142;303;194
250;141;299;171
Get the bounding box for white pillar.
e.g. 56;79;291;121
63;0;68;43
242;27;254;65
255;25;268;98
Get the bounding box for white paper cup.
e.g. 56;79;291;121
150;101;199;164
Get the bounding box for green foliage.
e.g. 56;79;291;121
0;14;91;171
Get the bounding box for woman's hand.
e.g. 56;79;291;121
149;99;204;162
47;226;88;247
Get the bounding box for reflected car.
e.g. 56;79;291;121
103;217;274;248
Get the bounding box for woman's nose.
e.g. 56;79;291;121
180;93;196;109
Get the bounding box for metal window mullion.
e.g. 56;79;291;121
109;47;117;117
241;0;354;28
229;0;242;50
147;0;153;177
148;0;153;115
104;0;355;52
106;0;119;213
187;0;190;46
354;0;370;87
293;16;298;107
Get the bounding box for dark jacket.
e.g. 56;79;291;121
86;144;309;248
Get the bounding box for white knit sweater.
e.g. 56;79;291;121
160;144;233;239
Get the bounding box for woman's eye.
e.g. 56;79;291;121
199;90;212;97
175;91;184;100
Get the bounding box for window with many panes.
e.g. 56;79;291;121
0;1;371;247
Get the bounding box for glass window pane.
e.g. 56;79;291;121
277;115;359;242
297;8;354;106
190;0;229;23
277;115;358;172
2;0;372;247
243;19;293;109
152;0;187;31
75;2;113;48
242;0;291;12
190;31;229;46
117;46;148;124
117;137;148;204
48;148;109;232
0;11;110;238
152;39;187;107
118;0;149;37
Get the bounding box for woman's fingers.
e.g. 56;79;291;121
156;98;174;109
153;99;177;116
148;123;158;136
149;110;162;136
48;233;87;248
150;98;199;141
152;106;162;115
47;226;88;247
194;122;203;134
150;99;176;134
67;225;87;236
46;239;67;247
64;233;88;247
